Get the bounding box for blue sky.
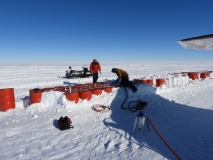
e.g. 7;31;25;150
1;0;213;63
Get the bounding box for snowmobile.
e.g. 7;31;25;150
65;66;93;79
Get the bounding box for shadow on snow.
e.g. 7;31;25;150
103;83;213;160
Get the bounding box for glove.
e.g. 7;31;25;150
115;79;118;83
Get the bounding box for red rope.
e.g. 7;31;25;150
92;104;111;113
146;115;182;160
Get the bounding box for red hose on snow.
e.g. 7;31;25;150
92;104;110;113
146;115;182;160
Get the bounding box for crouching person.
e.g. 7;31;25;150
111;68;137;93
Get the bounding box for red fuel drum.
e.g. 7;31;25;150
0;88;15;112
92;89;102;96
103;87;112;93
200;72;210;78
188;72;198;80
147;79;154;85
65;91;79;103
156;79;165;87
29;89;43;104
79;90;92;100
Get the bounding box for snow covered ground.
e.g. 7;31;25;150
0;61;213;160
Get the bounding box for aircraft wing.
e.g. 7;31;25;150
177;34;213;50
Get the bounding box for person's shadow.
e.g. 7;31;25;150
103;83;213;160
21;96;30;109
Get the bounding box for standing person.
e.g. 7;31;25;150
111;68;137;93
90;59;101;84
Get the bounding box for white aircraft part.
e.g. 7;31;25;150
177;34;213;50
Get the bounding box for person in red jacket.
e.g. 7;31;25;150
90;59;101;83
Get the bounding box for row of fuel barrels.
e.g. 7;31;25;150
29;82;114;104
1;71;211;112
134;78;164;87
182;71;212;80
134;71;212;87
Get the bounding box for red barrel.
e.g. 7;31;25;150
30;90;43;104
200;72;210;78
140;79;147;84
65;91;79;103
0;88;15;112
147;79;153;85
188;72;198;80
92;89;102;96
79;90;92;100
156;79;165;87
104;87;112;93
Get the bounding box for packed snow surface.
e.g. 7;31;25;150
0;62;213;160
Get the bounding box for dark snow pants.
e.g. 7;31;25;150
93;72;98;83
121;75;137;91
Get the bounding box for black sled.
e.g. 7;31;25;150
65;66;93;79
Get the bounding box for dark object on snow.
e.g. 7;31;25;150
111;68;137;93
58;116;73;131
177;34;213;50
65;66;93;79
134;100;147;112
